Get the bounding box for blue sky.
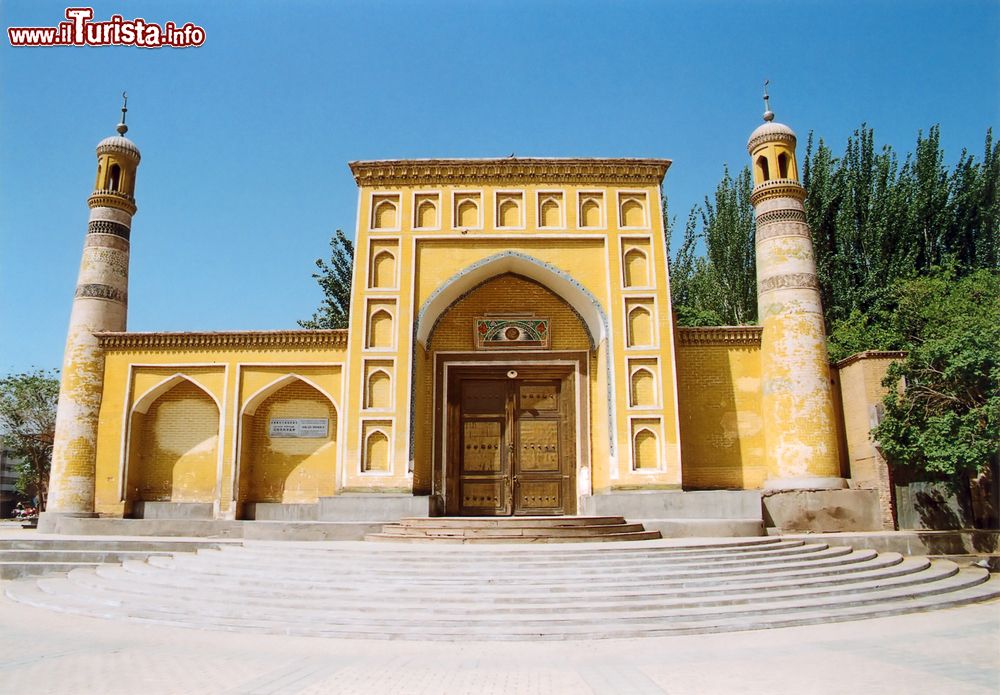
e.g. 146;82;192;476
1;0;998;374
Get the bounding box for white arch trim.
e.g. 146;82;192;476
241;373;339;418
415;250;608;348
132;373;222;415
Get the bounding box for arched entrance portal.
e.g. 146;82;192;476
424;272;594;516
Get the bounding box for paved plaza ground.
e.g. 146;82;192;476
1;576;998;695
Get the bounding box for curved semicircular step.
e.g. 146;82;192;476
5;537;998;641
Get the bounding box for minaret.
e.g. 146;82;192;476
43;95;141;524
747;84;844;490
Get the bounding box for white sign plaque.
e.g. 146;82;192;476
268;418;329;438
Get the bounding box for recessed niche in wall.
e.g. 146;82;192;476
361;420;392;473
579;193;603;228
364;360;393;410
538;192;564;228
454;192;482;229
366;300;396;349
628;358;659;407
414;193;439;229
496;192;524;228
371;194;400;230
625;299;655;348
619;193;647;228
622;239;651;288
368;239;399;289
631;418;662;471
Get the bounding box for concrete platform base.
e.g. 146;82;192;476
243;503;319;522
763;489;881;532
318;494;432;521
130;502;214;520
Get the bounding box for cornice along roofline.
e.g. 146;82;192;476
676;326;762;347
349;158;672;186
95;329;349;350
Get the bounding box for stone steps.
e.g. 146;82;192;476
6;537;999;640
0;537;238;579
366;516;662;543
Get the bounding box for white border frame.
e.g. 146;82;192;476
359;416;396;476
493;189;526;230
627;414;666;474
361;357;396;412
369;191;402;232
451;190;484;230
622;295;660;350
616;189;650;230
618;235;656;290
535;189;566;230
412;190;441;231
576;189;606;230
367;237;401;292
626;356;661;410
364;297;398;352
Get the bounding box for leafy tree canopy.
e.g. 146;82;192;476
0;369;59;509
299;229;355;330
873;268;999;477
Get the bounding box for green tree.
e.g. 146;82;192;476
0;370;59;510
873;268;1000;478
299;229;355;330
669;166;756;325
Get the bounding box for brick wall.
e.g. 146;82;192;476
242;380;337;503
675;344;766;489
130;380;219;502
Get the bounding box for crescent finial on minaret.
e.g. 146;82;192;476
117;91;129;135
762;80;774;122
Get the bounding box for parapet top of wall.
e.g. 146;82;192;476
834;350;907;369
349;158;672;186
675;326;762;347
95;330;349;350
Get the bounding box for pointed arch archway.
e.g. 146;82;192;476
234;374;339;517
415;250;609;348
124;374;223;509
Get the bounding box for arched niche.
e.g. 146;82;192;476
498;198;520;227
417;199;437;228
540;196;562;227
364;429;390;472
621;198;644;227
630;368;655;407
627;305;653;347
126;375;220;505
415;251;607;348
236;375;338;511
366;370;391;409
581;198;601;227
370;250;396;289
368;309;394;348
457;199;479;228
633;428;658;470
373;198;398;229
623;248;649;287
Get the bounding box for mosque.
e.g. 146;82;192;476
39;95;899;534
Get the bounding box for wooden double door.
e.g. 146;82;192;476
446;366;576;516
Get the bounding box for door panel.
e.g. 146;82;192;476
449;367;575;516
456;379;509;516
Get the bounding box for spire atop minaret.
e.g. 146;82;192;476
116;91;128;136
762;80;774;122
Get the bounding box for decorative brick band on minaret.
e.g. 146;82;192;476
747;93;845;491
43;98;141;525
